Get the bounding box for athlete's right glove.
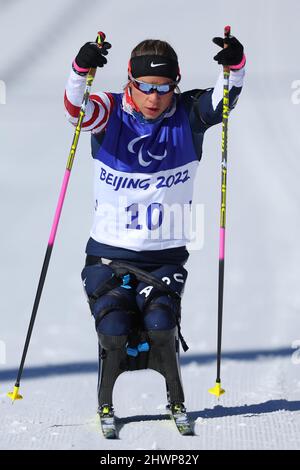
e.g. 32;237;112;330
73;33;111;73
213;35;246;70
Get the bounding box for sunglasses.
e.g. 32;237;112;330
130;76;178;95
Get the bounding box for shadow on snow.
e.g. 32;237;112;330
113;399;300;432
0;346;293;382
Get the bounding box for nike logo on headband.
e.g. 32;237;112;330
150;61;167;67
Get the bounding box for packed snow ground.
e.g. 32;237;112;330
1;0;300;450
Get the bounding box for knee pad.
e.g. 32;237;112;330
94;287;137;336
93;286;136;321
97;309;133;336
143;296;178;331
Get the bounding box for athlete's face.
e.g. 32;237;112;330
130;76;174;120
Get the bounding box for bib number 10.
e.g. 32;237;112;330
126;203;163;231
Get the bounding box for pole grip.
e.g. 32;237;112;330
223;25;231;73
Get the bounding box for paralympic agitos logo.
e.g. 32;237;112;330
128;134;167;167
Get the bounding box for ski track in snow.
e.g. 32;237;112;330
1;0;300;450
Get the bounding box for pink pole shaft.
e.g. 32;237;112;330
48;169;71;246
219;227;225;260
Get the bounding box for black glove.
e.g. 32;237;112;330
213;36;244;67
75;37;111;69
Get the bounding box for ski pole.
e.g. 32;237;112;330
7;31;105;402
209;25;231;399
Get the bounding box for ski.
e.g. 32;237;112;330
168;403;194;436
98;404;118;439
98;403;193;438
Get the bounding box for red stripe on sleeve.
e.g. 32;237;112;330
90;93;109;110
64;91;81;118
82;101;100;128
90;94;109;124
90;93;115;132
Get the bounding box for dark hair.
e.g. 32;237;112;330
130;39;178;62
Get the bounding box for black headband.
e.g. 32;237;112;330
129;55;180;81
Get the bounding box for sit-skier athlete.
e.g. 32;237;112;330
64;31;245;435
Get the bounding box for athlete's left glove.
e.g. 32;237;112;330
212;35;246;70
73;33;111;73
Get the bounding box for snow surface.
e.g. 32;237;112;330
1;0;300;450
